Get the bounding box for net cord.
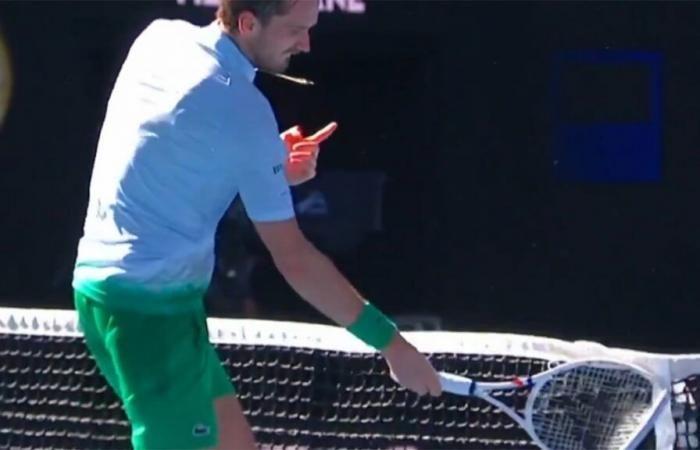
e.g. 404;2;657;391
1;306;699;450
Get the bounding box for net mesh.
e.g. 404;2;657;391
0;309;699;450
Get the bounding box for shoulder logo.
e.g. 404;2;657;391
214;73;230;86
272;163;283;175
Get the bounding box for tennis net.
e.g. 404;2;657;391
1;307;699;450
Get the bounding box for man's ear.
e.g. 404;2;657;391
236;11;258;36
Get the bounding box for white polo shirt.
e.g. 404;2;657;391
73;19;295;313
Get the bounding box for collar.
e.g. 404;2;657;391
203;21;257;83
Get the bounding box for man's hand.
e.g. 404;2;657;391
281;122;338;186
382;334;443;397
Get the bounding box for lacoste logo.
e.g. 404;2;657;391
192;423;211;437
214;73;230;86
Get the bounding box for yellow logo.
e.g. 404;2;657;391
0;26;12;129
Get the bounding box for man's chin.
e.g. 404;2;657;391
257;56;290;74
277;59;291;73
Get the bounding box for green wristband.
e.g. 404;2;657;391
346;301;397;351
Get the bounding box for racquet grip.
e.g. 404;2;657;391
439;372;477;395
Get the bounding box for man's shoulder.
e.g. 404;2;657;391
128;19;204;62
121;20;225;93
185;71;271;120
138;18;198;42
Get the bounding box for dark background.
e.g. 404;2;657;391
1;1;699;352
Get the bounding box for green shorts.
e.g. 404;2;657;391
74;290;236;450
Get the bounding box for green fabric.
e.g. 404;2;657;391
72;276;207;314
74;290;235;450
346;301;397;351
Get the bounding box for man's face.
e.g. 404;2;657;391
248;0;318;73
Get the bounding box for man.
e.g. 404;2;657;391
73;1;442;449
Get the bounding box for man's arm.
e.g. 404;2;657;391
254;218;363;325
253;218;442;397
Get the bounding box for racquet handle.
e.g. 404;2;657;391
439;372;477;395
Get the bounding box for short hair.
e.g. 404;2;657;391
216;0;295;31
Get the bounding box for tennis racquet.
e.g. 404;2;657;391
439;359;670;450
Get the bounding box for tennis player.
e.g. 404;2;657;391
72;1;442;449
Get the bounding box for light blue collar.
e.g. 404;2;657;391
204;21;257;83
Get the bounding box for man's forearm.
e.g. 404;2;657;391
271;242;366;327
271;239;441;397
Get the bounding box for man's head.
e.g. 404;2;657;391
217;0;318;73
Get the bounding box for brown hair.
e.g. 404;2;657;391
216;0;296;31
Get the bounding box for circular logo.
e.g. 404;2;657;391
0;27;13;128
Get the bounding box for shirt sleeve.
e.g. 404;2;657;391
220;78;296;222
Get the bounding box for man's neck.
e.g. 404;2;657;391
217;21;256;66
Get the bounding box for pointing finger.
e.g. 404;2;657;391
305;121;338;144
